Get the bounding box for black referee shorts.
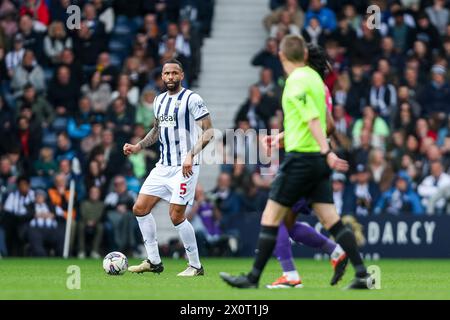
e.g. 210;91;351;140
269;152;334;207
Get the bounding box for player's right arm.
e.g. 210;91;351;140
123;119;160;156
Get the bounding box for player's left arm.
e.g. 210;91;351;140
183;94;214;177
183;115;214;178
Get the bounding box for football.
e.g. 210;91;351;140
102;252;128;275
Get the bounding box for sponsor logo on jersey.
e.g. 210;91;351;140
159;114;176;127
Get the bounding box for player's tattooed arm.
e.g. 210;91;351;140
182;115;214;178
138;119;160;149
190;115;214;157
123;119;159;156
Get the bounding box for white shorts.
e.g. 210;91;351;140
139;164;200;206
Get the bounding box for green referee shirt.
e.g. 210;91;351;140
282;66;326;153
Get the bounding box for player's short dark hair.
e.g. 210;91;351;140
306;43;330;80
280;35;306;63
163;58;184;71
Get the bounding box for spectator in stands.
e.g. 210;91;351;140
54;132;78;164
73;21;105;68
346;164;380;216
354;17;382;65
11;50;46;98
2;176;35;256
0;96;13;153
264;0;304;32
84;159;107;199
270;10;301;38
389;8;413;54
32;146;57;187
104;175;136;253
351;129;372;168
135;89;156;131
106;97;134;146
47;173;76;248
0;156;16;204
92;0;115;34
410;12;441;53
188;184;233;257
302;17;325;46
255;68;281;100
111;74;139;107
368;148;396;193
94;128;126;179
393;102;417;136
426;0;450;36
252;38;283;83
81;71;112;115
331;172;347;215
123;56;148;90
235;85;278;131
57;48;84;87
352;106;390;150
374;171;424;215
48;65;80;116
18;84;54;128
43;21;72;65
329;13;357;55
18;14;44;62
211;173;241;238
418;64;450;118
418;161;450;214
5;33;25;78
304;0;337;33
345;62;369;119
27;189;64;256
78;186;104;259
15;115;42;174
67;96;93;149
81;121;103;155
368;71;397;124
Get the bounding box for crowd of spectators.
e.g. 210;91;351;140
2;0;450;259
213;0;450;240
0;0;214;258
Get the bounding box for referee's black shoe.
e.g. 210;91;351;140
345;274;375;289
219;272;258;289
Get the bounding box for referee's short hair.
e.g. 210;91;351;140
280;35;307;63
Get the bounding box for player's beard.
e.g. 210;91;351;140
164;80;181;93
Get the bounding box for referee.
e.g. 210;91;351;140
220;35;373;290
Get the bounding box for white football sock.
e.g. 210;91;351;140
136;213;161;265
283;270;300;281
174;219;201;269
331;244;345;260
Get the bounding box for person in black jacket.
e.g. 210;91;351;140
251;38;284;83
48;65;80;116
235;85;279;131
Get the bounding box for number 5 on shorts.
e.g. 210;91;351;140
180;183;187;196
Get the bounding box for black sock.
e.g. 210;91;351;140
247;226;279;283
329;220;367;278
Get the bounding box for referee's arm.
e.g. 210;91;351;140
309;118;348;172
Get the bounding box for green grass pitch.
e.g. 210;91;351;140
0;258;449;300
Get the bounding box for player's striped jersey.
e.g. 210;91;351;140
153;88;210;166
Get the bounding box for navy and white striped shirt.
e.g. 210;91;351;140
154;88;210;166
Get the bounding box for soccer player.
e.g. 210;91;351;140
124;59;214;276
220;35;372;289
265;44;347;289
